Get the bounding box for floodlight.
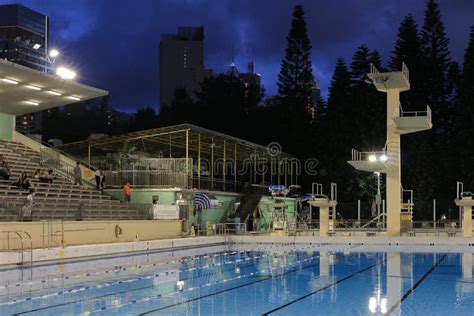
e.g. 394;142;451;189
33;43;41;50
56;67;76;80
379;154;388;162
368;155;377;162
49;49;59;58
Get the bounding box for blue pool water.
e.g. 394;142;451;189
0;243;473;315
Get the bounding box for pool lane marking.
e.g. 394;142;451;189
134;245;361;315
385;254;447;315
0;249;244;291
260;255;388;316
1;249;272;305
1;242;306;291
6;244;321;309
13;260;262;315
87;244;330;315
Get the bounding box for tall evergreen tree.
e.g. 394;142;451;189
276;5;315;115
420;0;451;129
457;26;474;188
275;4;316;155
418;0;453;215
350;45;385;149
389;15;425;111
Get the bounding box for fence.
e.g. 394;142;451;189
100;158;193;188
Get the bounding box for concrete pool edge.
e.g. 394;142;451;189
227;235;474;246
0;236;227;266
2;235;473;266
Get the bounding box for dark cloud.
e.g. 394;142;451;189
4;0;473;112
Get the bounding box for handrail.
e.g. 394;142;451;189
402;62;409;83
0;230;33;265
456;181;464;199
399;104;431;118
361;212;387;229
370;63;380;75
350;148;387;162
13;131;96;187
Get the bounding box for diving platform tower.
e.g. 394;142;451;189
348;63;432;236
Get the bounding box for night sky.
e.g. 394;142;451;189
3;0;474;113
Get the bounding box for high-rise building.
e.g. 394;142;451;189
160;26;212;107
0;4;51;72
0;4;52;135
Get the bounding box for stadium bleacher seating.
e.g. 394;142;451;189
0;140;144;221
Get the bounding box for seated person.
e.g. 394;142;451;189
39;169;54;184
0;161;10;180
33;168;41;179
15;171;28;188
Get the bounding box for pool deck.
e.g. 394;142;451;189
1;235;473;266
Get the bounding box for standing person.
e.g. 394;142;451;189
94;168;101;189
100;171;106;189
123;182;131;206
20;188;35;221
73;162;82;186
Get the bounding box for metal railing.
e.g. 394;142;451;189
194;222;247;236
370;63;380;75
99;159;193;188
0;230;33;265
402;62;409;83
399;105;431;121
351;149;387;162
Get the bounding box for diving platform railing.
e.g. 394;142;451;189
393;105;433;134
348;149;388;173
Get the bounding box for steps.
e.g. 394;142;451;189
0;140;144;221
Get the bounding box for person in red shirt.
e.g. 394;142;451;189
123;182;132;206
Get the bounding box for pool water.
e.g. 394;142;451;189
0;244;473;315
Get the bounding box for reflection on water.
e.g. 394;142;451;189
1;245;473;315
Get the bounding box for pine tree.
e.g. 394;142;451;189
277;5;315;114
350;45;385;149
389;15;425;111
457;26;474;188
420;0;451;126
275;4;316;156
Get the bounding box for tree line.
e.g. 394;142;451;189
44;0;474;220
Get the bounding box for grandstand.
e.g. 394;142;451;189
0;139;143;221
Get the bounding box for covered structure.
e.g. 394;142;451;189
0;58;108;140
58;124;298;193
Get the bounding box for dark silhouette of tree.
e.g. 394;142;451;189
130;106;158;131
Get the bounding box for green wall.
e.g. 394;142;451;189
104;188;298;230
0;112;14;140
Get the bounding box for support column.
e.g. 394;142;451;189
0;112;15;141
320;206;329;237
462;205;472;237
198;133;201;189
462;252;472;279
386;90;401;236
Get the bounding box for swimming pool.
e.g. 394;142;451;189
0;243;473;315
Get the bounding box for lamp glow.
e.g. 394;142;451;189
49;49;59;57
2;78;18;84
25;85;41;90
368;155;377;162
32;43;41;50
380;154;388;162
46;90;62;96
67;96;81;101
56;67;76;80
24;100;39;106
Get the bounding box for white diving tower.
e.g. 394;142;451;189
347;63;433;236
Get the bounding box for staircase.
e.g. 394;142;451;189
0;140;144;221
236;193;262;222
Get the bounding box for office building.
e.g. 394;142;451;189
160;26;212;107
